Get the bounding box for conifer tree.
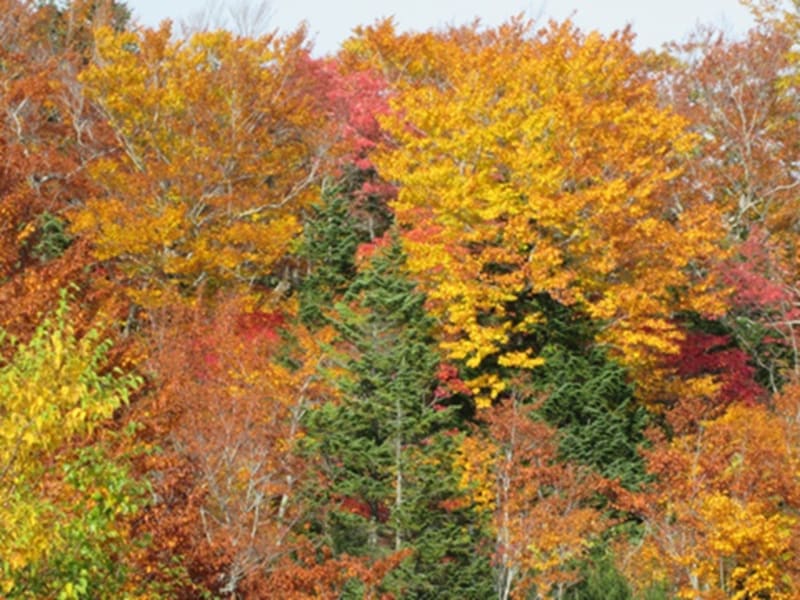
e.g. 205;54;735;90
298;183;361;327
304;235;493;597
536;344;648;489
464;292;649;488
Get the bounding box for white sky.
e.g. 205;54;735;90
127;0;758;55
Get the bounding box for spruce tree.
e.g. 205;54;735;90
298;182;361;327
535;344;649;489
468;292;649;488
304;235;493;598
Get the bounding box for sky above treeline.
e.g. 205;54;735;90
127;0;757;55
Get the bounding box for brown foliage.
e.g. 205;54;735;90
129;295;342;595
0;0;127;347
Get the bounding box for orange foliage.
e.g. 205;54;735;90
348;19;727;404
619;393;800;598
129;295;349;595
459;394;605;599
72;23;333;306
0;0;131;354
261;540;409;599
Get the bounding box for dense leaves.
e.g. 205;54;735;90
72;23;330;305
3;1;800;596
304;235;493;597
619;397;800;597
0;295;147;599
356;19;727;404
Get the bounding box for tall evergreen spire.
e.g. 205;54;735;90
303;234;493;597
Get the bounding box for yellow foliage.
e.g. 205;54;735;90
623;400;800;597
74;24;323;304
351;19;728;401
0;297;140;588
453;434;497;512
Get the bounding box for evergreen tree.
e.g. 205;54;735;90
469;292;649;488
298;182;361;327
304;235;493;598
566;546;634;600
535;344;649;490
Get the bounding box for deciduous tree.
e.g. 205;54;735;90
73;24;329;305
0;295;147;599
133;295;331;596
350;19;727;404
619;396;800;598
464;394;605;599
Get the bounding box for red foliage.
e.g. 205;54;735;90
668;330;765;407
305;55;397;233
434;362;472;399
337;495;390;523
235;310;285;343
296;52;391;176
131;297;330;596
322;61;389;168
720;228;792;312
355;233;393;265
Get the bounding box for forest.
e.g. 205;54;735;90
1;0;800;597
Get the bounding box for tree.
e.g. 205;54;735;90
297;182;362;327
656;321;766;435
457;394;605;599
72;23;331;305
536;344;648;489
618;394;800;598
663;18;800;389
0;294;148;599
0;0;128;341
131;295;333;597
348;19;727;404
304;235;494;597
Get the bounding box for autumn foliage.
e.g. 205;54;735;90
349;19;727;405
4;0;800;597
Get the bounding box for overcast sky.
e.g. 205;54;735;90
127;0;757;55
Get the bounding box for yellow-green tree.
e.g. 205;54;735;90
0;295;146;598
350;19;726;404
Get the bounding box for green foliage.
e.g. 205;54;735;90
381;433;494;599
535;345;649;489
725;313;791;394
298;183;362;327
470;292;649;488
31;212;73;262
505;292;598;355
304;235;493;597
0;7;794;597
6;439;151;599
0;293;149;598
566;548;632;599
